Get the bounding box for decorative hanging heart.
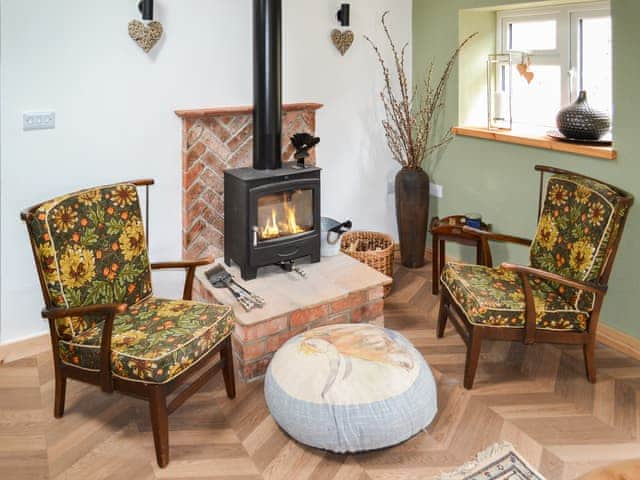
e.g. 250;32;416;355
523;71;535;84
128;20;163;53
516;59;535;85
331;29;354;56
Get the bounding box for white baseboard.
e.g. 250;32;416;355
597;324;640;361
0;332;50;365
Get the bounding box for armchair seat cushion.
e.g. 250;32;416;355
441;263;588;331
58;297;235;383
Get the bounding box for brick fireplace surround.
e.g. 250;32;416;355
176;103;391;381
176;102;323;261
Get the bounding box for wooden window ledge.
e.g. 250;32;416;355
452;126;616;161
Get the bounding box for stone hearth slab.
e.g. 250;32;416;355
193;253;391;381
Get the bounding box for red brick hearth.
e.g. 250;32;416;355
232;288;385;380
176;103;323;261
193;255;391;382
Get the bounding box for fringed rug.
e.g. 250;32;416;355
435;442;546;479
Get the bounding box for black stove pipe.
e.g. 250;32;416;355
253;0;282;170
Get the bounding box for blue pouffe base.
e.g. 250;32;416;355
264;324;438;453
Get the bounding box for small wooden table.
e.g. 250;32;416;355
430;215;490;295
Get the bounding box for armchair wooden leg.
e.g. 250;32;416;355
149;385;170;468
583;339;597;384
54;373;67;418
464;329;483;390
221;337;236;399
437;294;449;339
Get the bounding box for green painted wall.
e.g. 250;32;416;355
413;0;640;338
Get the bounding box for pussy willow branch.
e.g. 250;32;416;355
365;12;477;169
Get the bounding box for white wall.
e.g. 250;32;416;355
0;0;411;344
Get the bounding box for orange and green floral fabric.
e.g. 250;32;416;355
441;263;589;331
26;184;152;338
530;174;627;311
58;297;235;383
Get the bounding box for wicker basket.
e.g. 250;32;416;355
340;231;394;297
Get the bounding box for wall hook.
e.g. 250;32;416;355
337;4;350;27
138;0;154;21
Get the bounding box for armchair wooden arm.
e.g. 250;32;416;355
500;263;607;344
500;263;608;295
461;226;532;267
43;303;128;393
151;257;214;301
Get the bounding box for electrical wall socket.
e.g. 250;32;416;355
23;111;56;131
430;183;444;198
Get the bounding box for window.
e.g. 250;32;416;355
497;2;611;129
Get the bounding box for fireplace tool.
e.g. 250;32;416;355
205;265;265;312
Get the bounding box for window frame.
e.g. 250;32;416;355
496;1;610;128
499;10;563;58
569;5;612;99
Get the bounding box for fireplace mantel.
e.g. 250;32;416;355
175;102;323;119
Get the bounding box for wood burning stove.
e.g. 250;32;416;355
223;0;321;280
224;164;321;280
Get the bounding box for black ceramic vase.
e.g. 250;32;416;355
556;90;611;140
395;167;429;268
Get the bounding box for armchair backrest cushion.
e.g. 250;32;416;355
530;173;629;311
25;183;152;338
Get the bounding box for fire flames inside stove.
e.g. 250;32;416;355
257;189;314;241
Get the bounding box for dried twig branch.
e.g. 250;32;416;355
365;12;477;169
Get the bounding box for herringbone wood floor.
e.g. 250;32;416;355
2;261;639;480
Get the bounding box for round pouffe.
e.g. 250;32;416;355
264;323;437;453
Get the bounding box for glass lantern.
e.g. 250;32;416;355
486;52;521;130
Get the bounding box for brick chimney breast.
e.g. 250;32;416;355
176;103;323;260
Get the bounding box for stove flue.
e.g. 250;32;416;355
253;0;282;170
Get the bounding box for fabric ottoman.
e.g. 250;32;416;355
264;323;438;453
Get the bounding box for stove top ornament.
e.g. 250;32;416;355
290;133;321;168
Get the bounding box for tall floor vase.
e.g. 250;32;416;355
395;166;430;268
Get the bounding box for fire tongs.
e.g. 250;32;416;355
205;265;265;312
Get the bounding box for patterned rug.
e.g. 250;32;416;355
436;442;546;479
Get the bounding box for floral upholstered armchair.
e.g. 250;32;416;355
21;180;236;468
437;166;633;390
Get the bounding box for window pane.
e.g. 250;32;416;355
580;16;612;114
509;19;557;51
512;64;562;128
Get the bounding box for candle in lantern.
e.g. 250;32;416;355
493;91;508;122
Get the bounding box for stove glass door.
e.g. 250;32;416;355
256;188;314;242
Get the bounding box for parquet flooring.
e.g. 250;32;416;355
1;261;639;479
